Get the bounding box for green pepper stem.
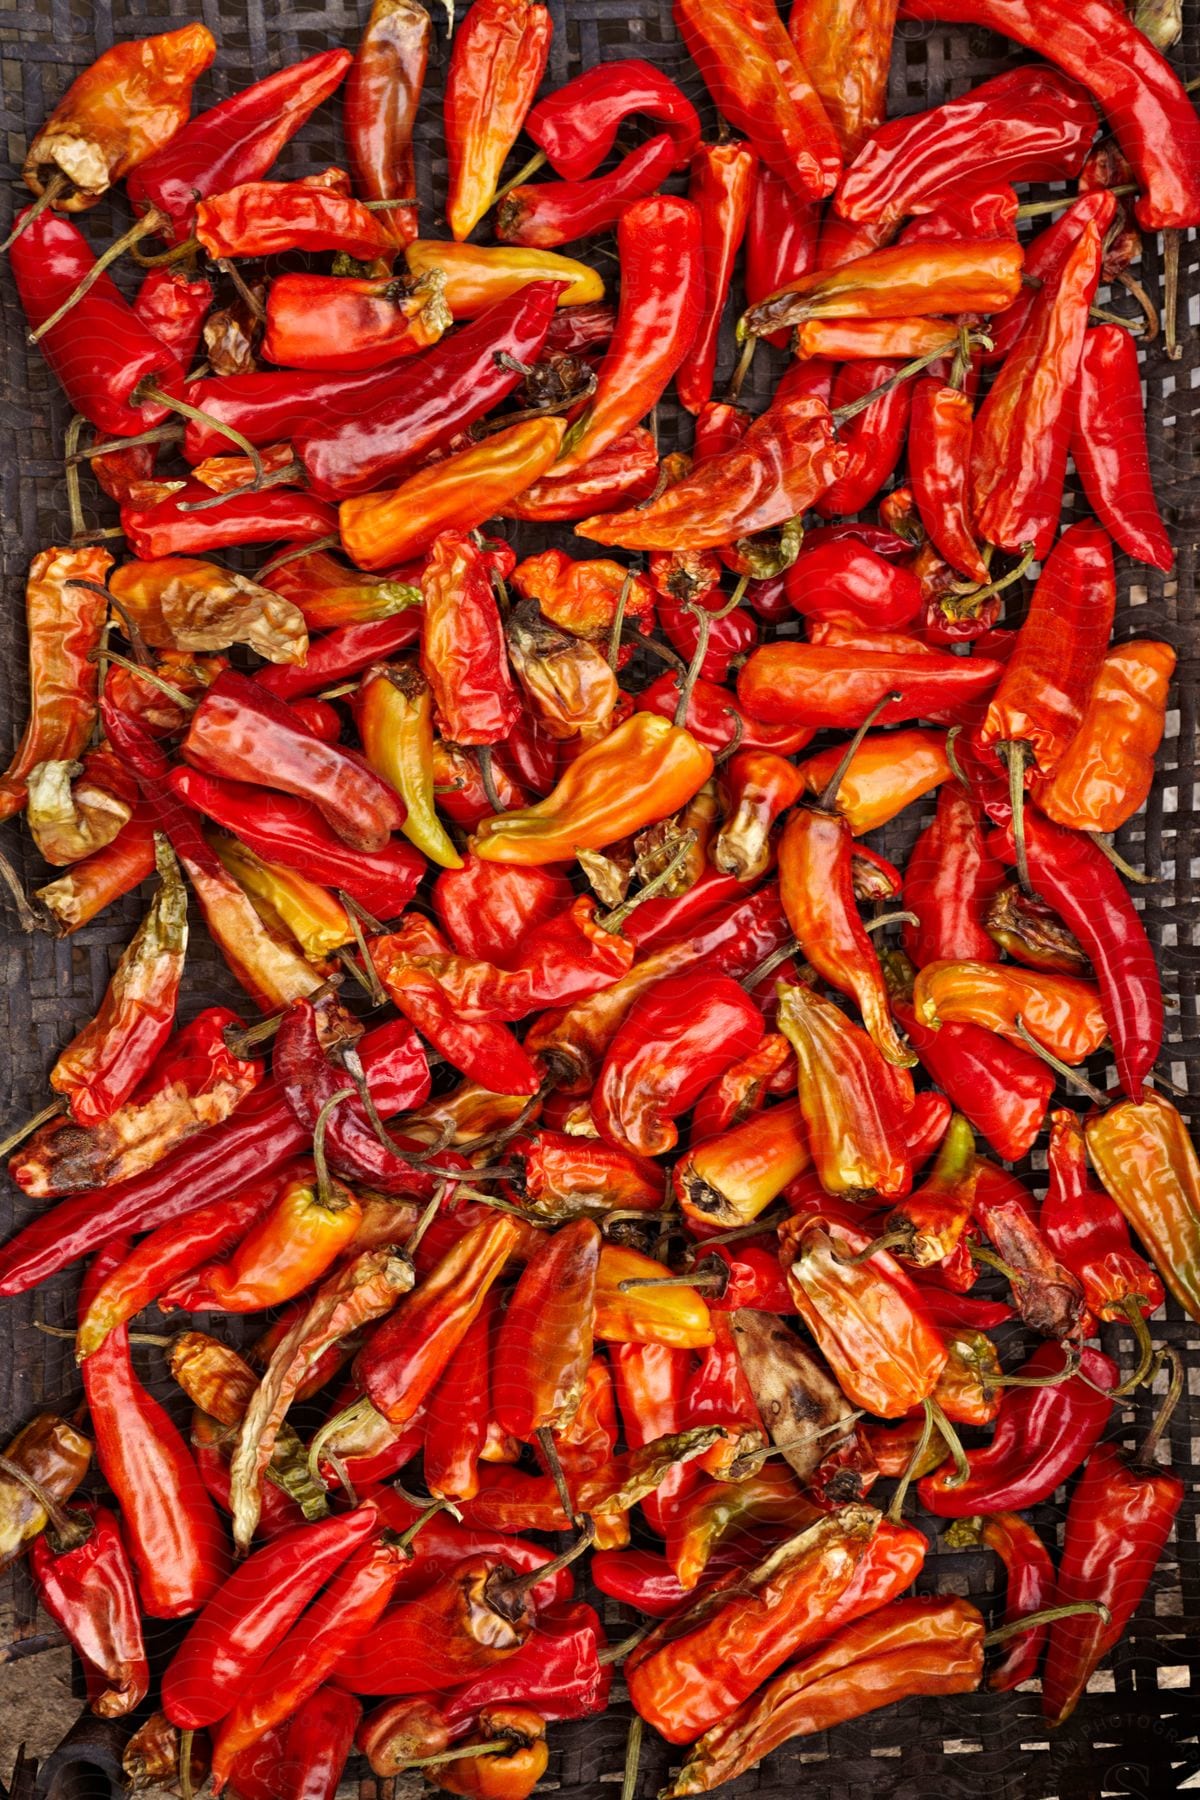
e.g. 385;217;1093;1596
134;381;265;493
29;209;169;341
984;1599;1110;1648
621;1714;643;1800
927;1398;972;1488
1133;1346;1184;1468
491;148;548;205
673;579;748;728
536;1423;580;1527
403;1740;518;1772
0;1098;65;1160
311;1086;356;1209
1011;1015;1109;1106
607;562;638;674
599;830;697;933
0;172;68;253
1087;832;1160;885
598;1619;657;1666
887;1399;937;1524
1112;1296;1159;1398
817;690;902;810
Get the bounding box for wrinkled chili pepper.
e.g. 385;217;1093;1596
677;140;756;415
741;240;1023;338
1069;325;1173;571
345;0;430;249
899;0;1200;229
913;958;1108;1065
672;0;842;203
918;1341;1117;1516
903;780;1004;966
1042;1353;1184;1724
1030;639;1175;835
790;0;899;158
128;49;353;243
444;0;552;241
0;1414;92;1572
262;271;449;371
496;135;679;248
28;1498;149;1718
1086;1090;1200;1326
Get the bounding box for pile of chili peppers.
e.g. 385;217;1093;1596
0;0;1195;1793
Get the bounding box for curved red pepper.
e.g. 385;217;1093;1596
128;49;353;241
918;1341;1117;1516
903;780;1004;968
496;134;679;247
79;1242;230;1618
1070;325;1174;572
784;535;922;631
895;999;1053;1164
909;378;988;583
987;809;1162;1098
122;488;338;560
525;59;700;179
344;0;430;250
814;357;911;518
677;140;757;415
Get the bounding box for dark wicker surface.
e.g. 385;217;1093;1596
0;1;1198;1795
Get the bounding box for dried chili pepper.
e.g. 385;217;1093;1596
790;0;899;158
345;0;430;249
406;238;604;315
835;67;1096;225
913;959;1108;1066
527;60;699;179
1086;1090;1200;1325
262;271;449;371
673;0;841;203
1030;639;1175;835
27;1499;149;1718
1043;1352;1184;1724
1069;325;1173;570
128;49;353;243
741;240;1023;338
677;140;756;415
444;0;551;240
0;1415;92;1572
903;779;1003;967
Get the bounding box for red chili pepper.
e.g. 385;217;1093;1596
502;427;659;522
497;134;679;247
551;196;702;475
182;669;404;852
1042;1360;1184;1724
193;171;393;260
11;209;183;437
76;1171;286;1360
673;0;841;203
892;994;1053;1165
255;614;421;701
918;1341;1117;1516
987;808;1162;1098
128;49;353;242
371;923;542;1096
78;1241;230;1618
279;1688;361;1800
899;0;1200;229
169;765;423;916
525;59;699;179
835;66;1096;225
421;530;521;746
162;1503;381;1728
422;1288;499;1503
784;534;922;631
914;1286;1013;1332
434;855;571;966
210;1535;407;1790
815;357;911;519
28;1500;148;1719
610;1343;696;1536
972;223;1102;559
903;780;1004;968
909;377;988;582
344;0;430;249
1040;1109;1164;1374
1070;324;1173;572
441;1603;613;1732
443;0;552;241
261;271;448;372
0;1019;428;1295
677;141;756;415
592;973;762;1158
122;487;338;560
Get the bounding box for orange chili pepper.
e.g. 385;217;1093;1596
592;1244;715;1350
676;1100;811;1233
777;983;913;1199
793;316;958;359
22;25;215;211
797;729;952;835
444;0;552;241
405;238;603;315
1030;638;1176;834
339;418;565;571
472;712;713;864
788;0;898;158
492;1218;601;1443
780;1211;948;1418
912;958;1109;1064
163;1167;362;1313
741;241;1023;337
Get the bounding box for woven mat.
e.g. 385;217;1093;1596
0;2;1198;1794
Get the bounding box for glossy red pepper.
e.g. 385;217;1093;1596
497;135;679;247
525;59;700;179
815;358;911;519
835;66;1096;225
421;530;521;747
677;140;756;415
918;1341;1118;1516
1042;1362;1185;1724
551;196;703;477
28;1500;148;1718
344;0;430;249
280;1688;361;1800
673;0;841;203
169;766;423;917
892;993;1053;1165
128;49;352;242
784;534;922;631
11;209;183;437
444;0;552;241
909;376;988;582
162;1503;381;1728
903;780;1005;968
987;808;1162;1099
79;1242;230;1618
899;0;1200;229
1070;324;1174;572
592;973;763;1158
122;487;338;561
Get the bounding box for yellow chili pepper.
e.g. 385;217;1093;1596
357;664;463;869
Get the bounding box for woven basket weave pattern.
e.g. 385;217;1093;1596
0;2;1197;1794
